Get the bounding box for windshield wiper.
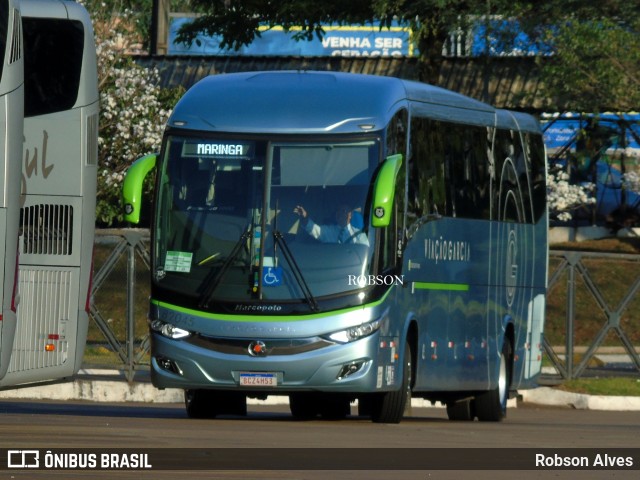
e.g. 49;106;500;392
199;225;251;309
273;230;319;312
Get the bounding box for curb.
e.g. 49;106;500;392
519;386;640;411
1;375;640;411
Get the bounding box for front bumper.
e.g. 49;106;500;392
149;329;389;394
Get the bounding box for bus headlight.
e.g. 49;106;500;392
150;320;191;339
326;318;382;344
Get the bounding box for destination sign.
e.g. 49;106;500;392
182;142;252;158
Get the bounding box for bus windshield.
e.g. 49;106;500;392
154;135;379;307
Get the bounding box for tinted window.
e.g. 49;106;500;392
23;18;84;117
525;133;547;223
408;117;449;221
408;117;491;223
0;0;8;83
446;124;491;220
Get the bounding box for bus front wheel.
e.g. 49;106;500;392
370;341;412;424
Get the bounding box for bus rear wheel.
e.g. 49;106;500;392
475;340;512;422
370;341;412;424
184;389;247;419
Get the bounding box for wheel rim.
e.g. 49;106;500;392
498;352;507;407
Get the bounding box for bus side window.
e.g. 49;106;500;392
408;117;448;221
448;125;491;220
526;133;547;223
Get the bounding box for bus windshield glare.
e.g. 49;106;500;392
154;135;379;306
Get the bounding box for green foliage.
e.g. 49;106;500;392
539;19;640;112
82;0;182;226
177;0;640;102
178;0;498;83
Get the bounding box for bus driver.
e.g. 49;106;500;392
294;204;369;246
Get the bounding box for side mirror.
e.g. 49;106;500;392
371;154;402;228
122;153;157;224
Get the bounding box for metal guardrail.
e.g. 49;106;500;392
90;230;150;381
88;231;640;381
545;250;640;379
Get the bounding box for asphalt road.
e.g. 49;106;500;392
1;400;638;479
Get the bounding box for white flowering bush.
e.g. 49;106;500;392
83;0;180;225
547;167;596;222
622;171;640;193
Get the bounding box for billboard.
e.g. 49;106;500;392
168;17;415;57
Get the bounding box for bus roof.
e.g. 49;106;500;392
168;71;504;135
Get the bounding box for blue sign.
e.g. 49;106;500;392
470;20;553;57
262;267;283;287
542;114;640;150
168;18;415;57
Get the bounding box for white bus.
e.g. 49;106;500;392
0;0;98;388
0;0;23;381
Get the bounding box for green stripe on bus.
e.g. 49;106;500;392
412;282;469;292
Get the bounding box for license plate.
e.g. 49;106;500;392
239;372;278;387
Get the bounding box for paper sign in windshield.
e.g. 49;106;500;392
165;251;193;273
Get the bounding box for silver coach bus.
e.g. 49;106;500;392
124;71;547;423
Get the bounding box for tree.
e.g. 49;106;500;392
175;0;508;84
538;19;640;112
178;0;640;106
490;1;640;112
82;0;183;225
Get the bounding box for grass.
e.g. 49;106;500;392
556;377;640;397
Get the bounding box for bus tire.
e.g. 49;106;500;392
446;398;474;421
475;340;512;422
370;341;412;424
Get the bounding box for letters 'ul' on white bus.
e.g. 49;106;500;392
124;71;547;423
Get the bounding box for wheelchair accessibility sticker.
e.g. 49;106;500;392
262;266;283;286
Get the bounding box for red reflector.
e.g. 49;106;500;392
45;344;55;352
48;334;60;340
0;314;3;321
